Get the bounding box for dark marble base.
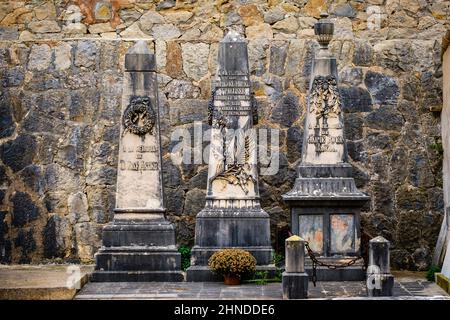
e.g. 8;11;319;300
367;274;394;297
93;215;183;282
91;270;184;282
305;263;366;281
282;272;309;299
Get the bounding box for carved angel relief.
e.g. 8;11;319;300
122;96;156;138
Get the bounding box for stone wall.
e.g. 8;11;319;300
0;0;447;270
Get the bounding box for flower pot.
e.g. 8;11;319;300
224;274;241;285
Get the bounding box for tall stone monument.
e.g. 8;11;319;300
282;14;369;281
92;41;183;282
187;31;274;281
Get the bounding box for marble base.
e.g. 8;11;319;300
92;214;183;282
187;206;274;282
282;272;309;299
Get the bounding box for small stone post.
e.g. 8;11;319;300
282;235;309;299
367;236;394;297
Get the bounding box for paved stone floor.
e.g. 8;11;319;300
75;277;450;300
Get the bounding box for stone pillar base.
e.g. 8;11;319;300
367;274;394;297
92;217;183;282
187;207;275;282
282;272;309;299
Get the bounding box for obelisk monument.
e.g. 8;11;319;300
282;14;369;281
92;41;183;282
187;31;274;281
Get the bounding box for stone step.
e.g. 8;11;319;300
0;264;93;300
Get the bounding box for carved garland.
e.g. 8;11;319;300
122;96;156;137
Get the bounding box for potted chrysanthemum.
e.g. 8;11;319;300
208;248;257;285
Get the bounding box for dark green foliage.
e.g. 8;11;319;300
426;265;441;282
178;245;191;271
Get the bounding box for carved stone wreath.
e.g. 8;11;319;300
122;96;155;137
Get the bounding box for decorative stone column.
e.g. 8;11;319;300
282;236;309;299
186;31;274;281
282;13;369;281
91;41;183;282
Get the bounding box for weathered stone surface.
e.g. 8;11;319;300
340;86;373;113
270;91;300;127
246;23;273;39
272;16;299;34
157;0;176;11
15;229;36;263
169;99;208;125
27;44;52;71
152;24;181;40
68;192;89;224
286;126;303;163
139;10;165;32
238;4;263;26
264;8;285;24
28;20;61;33
120;22;147;38
166;79;200;99
165;187;184;216
11;192;40;227
75;41;97;68
0;27;19;40
0;135;37;172
63;23;87;34
88;22;114;34
164;11;193;24
269;42;288;76
303;0;327;18
353;41;373;66
0;95;15;138
364;71;400;105
155;40;166;70
54;42;72;70
19;165;44;194
365;105;404;131
183;188;206;216
181;43;209;81
165;41;183;77
332;3;356;18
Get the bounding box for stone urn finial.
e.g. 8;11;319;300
314;12;334;50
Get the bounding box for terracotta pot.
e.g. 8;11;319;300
223;274;241;285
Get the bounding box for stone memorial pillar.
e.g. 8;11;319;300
282;13;369;281
367;236;394;297
92;41;183;282
186;31;274;281
282;236;309;299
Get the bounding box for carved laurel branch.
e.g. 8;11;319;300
122;96;156;137
310;75;342;118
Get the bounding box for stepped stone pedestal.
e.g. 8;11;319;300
186;31;274;281
282;14;369;281
91;41;183;282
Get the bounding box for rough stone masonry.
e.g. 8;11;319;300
0;0;447;270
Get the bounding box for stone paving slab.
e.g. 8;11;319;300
75;277;450;300
0;264;94;300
